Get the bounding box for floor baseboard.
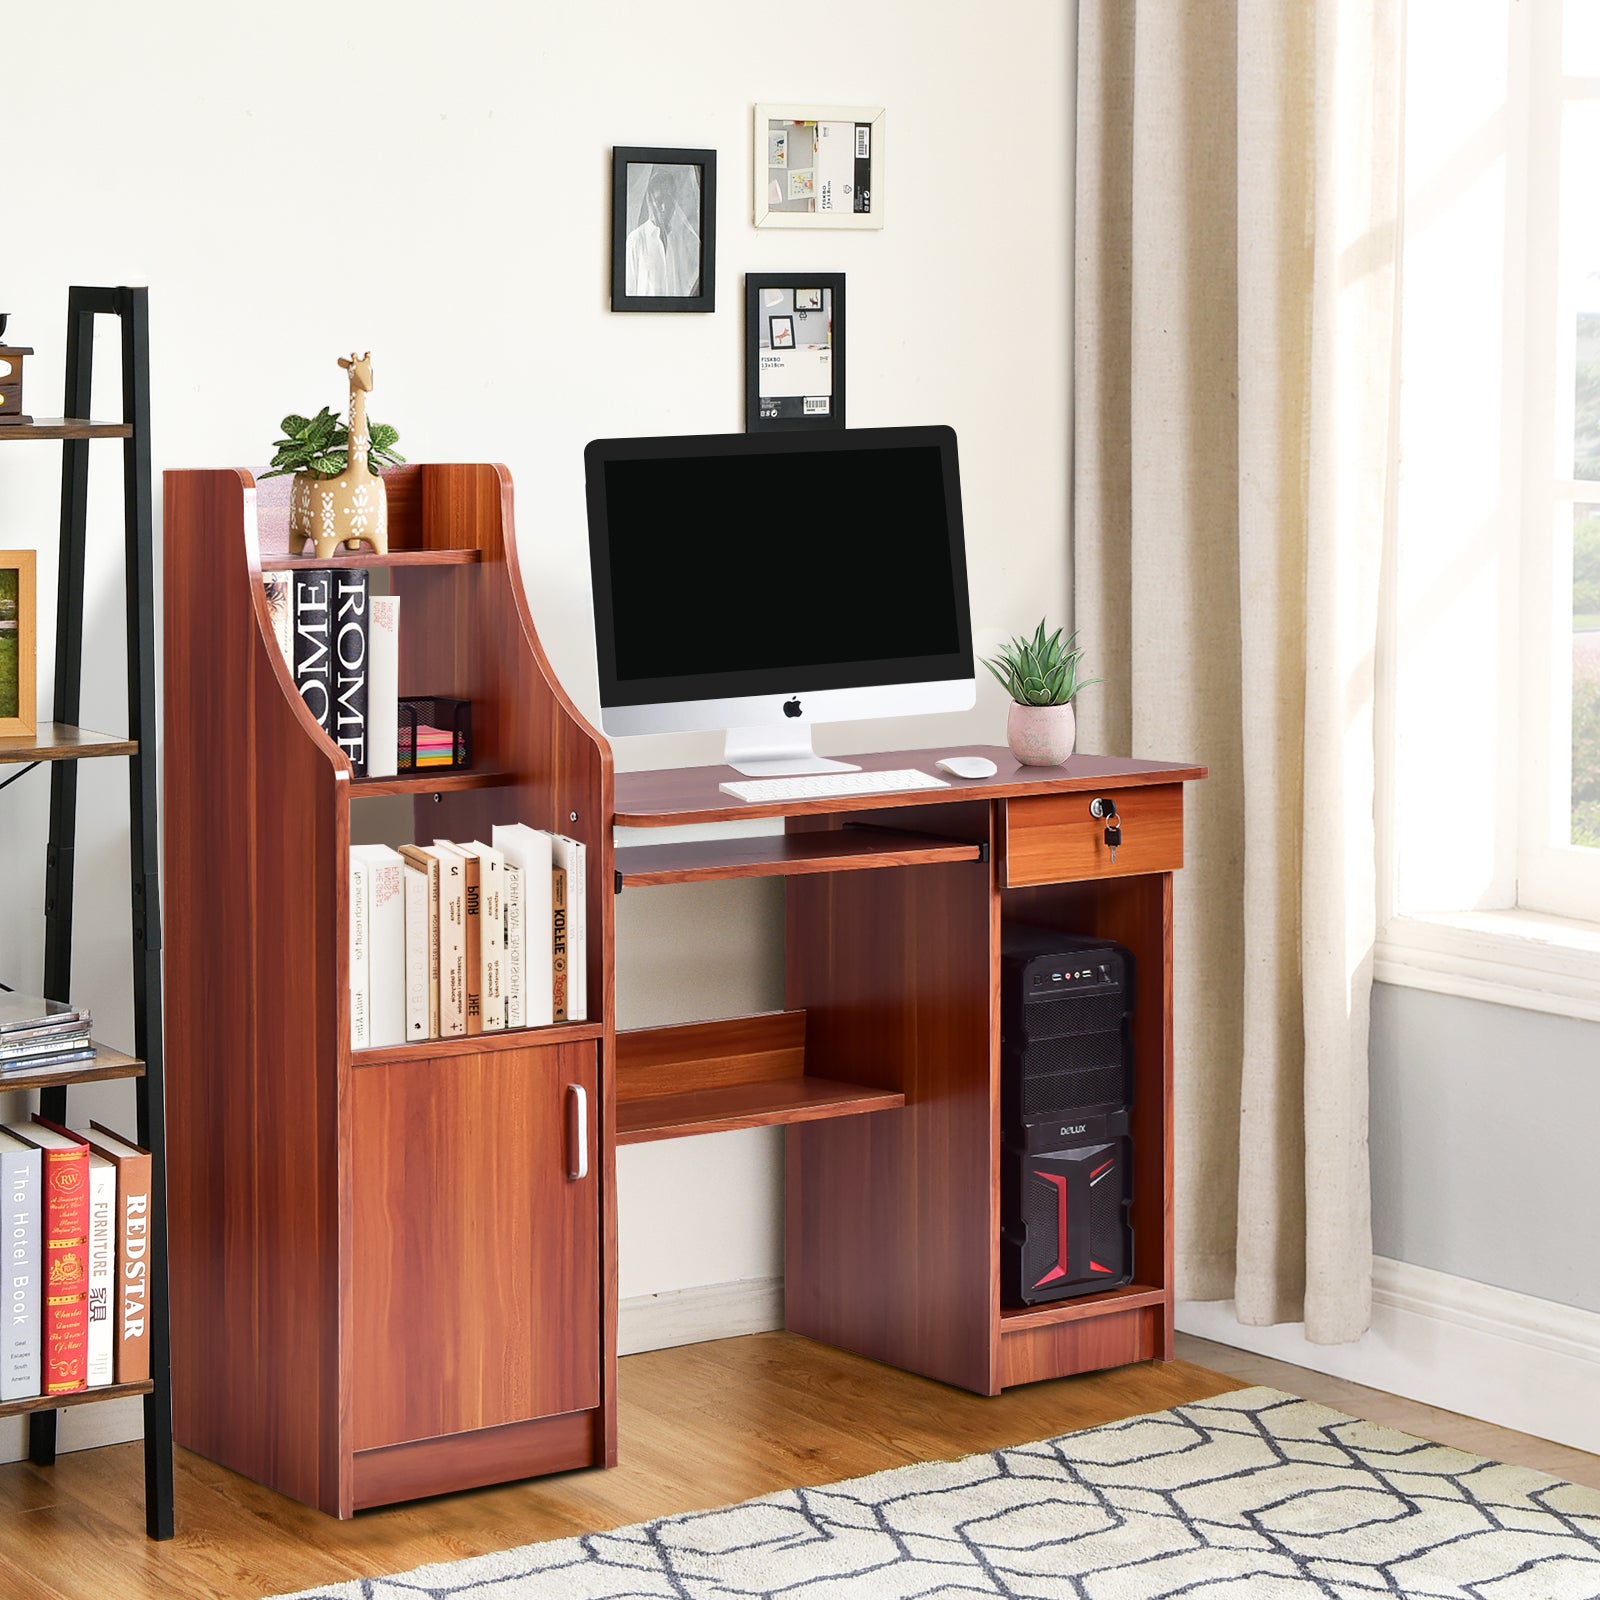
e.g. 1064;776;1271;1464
1177;1256;1600;1456
619;1276;785;1356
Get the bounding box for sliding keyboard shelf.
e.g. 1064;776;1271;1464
615;825;983;888
615;1010;904;1144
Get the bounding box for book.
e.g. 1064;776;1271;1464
262;569;293;667
85;1153;115;1385
399;845;442;1038
8;1119;89;1395
403;861;430;1042
503;861;525;1030
291;568;335;735
349;850;371;1050
491;824;554;1027
351;843;406;1048
331;567;370;776
434;843;482;1035
427;844;468;1037
552;865;568;1023
0;1129;41;1402
82;1124;153;1384
551;833;588;1022
368;593;400;779
0;991;90;1035
468;841;507;1031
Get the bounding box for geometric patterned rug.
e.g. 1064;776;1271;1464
272;1387;1600;1599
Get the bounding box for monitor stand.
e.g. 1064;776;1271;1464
723;725;862;777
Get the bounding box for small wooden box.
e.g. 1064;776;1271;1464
0;347;32;425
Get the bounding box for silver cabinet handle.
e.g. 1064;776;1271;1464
567;1084;589;1180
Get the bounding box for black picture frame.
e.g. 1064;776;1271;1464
793;286;824;311
611;146;717;312
768;315;795;350
744;272;846;432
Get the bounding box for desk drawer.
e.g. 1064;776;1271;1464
1003;784;1183;886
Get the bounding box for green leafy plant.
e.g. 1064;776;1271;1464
260;406;405;479
982;620;1101;707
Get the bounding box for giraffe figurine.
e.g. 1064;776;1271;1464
288;352;390;560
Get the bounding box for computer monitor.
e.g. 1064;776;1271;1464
584;425;975;775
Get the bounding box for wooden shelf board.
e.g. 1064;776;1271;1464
0;1379;154;1419
617;1074;905;1144
998;1283;1169;1333
262;547;481;570
615;748;1209;828
0;723;136;765
616;828;983;887
0;418;132;441
351;1020;604;1068
0;1041;143;1091
348;767;511;798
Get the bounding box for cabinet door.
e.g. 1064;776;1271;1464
351;1042;600;1452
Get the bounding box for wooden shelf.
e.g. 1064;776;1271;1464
263;547;481;570
0;1379;154;1419
0;1041;143;1091
350;1020;603;1068
0;418;132;441
348;767;511;798
0;724;136;765
998;1283;1169;1332
615;827;983;887
617;1074;905;1144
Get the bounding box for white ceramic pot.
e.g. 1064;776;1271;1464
1007;701;1076;767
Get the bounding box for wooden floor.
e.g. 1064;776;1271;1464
2;1331;1596;1600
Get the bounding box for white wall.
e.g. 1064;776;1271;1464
0;0;1075;1450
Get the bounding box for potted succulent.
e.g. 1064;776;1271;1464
983;620;1100;767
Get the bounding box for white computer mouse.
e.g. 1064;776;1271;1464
936;755;999;779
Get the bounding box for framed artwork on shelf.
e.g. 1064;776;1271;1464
611;146;717;312
745;273;846;432
753;104;883;229
0;549;37;737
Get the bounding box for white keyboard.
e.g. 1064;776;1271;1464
718;768;951;804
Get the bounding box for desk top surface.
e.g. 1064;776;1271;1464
613;745;1207;828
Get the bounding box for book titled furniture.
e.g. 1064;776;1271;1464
162;461;1204;1518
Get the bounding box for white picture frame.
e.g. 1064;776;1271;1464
753;103;885;230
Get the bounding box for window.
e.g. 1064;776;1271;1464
1378;0;1600;1018
1519;0;1600;919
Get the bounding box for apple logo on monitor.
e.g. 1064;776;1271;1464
783;697;802;718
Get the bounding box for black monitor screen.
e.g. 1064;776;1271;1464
586;427;973;707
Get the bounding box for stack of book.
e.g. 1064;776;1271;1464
349;823;588;1050
0;991;94;1074
0;1117;154;1401
261;566;400;779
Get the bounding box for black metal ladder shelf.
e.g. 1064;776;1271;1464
0;286;173;1539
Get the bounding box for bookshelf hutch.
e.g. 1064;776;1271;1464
162;460;1204;1518
0;287;172;1539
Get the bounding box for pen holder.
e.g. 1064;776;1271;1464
397;697;472;772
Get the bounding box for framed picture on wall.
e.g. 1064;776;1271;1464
753;105;884;229
745;273;846;432
610;146;717;312
0;549;37;738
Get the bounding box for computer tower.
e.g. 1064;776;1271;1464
1001;929;1135;1304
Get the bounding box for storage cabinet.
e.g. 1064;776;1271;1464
162;464;615;1518
351;1043;600;1453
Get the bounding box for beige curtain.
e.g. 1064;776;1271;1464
1074;0;1400;1343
